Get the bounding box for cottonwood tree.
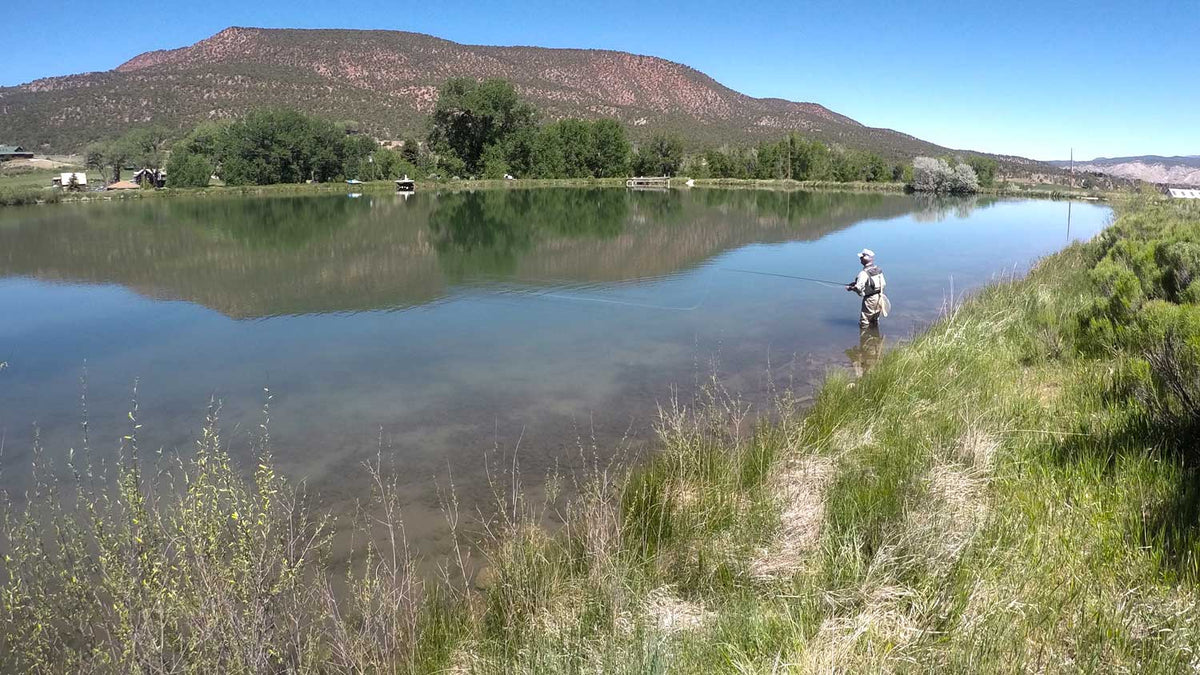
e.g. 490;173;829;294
218;108;345;185
427;78;538;175
166;151;214;188
966;156;999;187
165;122;226;187
633;133;684;176
85;142;110;182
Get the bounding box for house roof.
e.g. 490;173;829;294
0;145;29;154
54;172;88;184
1167;188;1200;199
107;180;141;190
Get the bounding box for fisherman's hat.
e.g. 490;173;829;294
858;248;875;259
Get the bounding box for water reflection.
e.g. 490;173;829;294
0;188;920;318
429;189;629;278
846;326;885;377
0;190;1111;556
909;194;988;222
189;196;358;248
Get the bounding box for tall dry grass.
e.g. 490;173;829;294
4;194;1200;673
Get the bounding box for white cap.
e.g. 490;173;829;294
858;248;875;259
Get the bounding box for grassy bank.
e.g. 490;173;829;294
3;197;1198;672
0;187;64;206
693;177;1112;200
0;172;1113;208
0;177;635;208
0;167;74;205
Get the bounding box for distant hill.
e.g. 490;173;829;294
1048;155;1200;186
1;26;1034;169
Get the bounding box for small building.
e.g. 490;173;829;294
130;168;166;188
107;180;141;191
51;172;88;190
1166;187;1200;199
0;145;34;161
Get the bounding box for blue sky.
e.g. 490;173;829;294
1;0;1194;160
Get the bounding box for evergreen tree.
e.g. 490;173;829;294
400;136;421;164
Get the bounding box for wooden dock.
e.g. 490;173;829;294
395;177;416;193
626;176;670;189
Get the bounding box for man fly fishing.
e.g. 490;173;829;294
846;248;889;329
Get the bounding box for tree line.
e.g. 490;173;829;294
84;128;170;183
406;77;684;180
164;110;427;188
690;136;899;182
149;78;686;187
687;137;998;190
82;77;1001;190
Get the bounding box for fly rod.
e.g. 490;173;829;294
722;268;845;287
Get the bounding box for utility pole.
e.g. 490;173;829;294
1070;148;1074;189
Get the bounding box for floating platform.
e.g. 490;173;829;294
626;176;670;189
395;178;416;193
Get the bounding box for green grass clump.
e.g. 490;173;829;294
0;186;62;206
3;196;1200;672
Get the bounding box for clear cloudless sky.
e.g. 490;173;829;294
1;0;1195;160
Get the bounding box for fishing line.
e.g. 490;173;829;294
721;268;845;287
491;272;713;312
530;289;708;312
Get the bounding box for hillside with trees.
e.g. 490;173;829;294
155;79;971;188
0;26;1042;176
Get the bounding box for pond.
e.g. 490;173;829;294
0;188;1110;554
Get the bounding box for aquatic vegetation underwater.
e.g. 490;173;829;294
3;196;1200;672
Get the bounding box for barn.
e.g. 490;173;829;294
0;145;35;161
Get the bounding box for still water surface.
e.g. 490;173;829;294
0;189;1109;552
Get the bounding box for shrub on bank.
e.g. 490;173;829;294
0;186;63;206
1077;198;1200;443
909;156;979;193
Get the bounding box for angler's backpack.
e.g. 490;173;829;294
865;265;886;295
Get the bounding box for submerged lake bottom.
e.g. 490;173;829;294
0;188;1110;557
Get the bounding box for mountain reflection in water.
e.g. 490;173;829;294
0;189;919;318
0;189;1107;556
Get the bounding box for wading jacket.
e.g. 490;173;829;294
852;265;886;297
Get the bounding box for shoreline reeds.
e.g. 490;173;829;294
3;196;1198;672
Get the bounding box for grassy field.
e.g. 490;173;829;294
0;169;65;190
0;165;80;205
3;195;1197;672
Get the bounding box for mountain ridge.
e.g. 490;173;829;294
1;26;1034;168
1048;155;1200;186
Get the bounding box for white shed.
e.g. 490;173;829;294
1166;188;1200;199
51;172;89;189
